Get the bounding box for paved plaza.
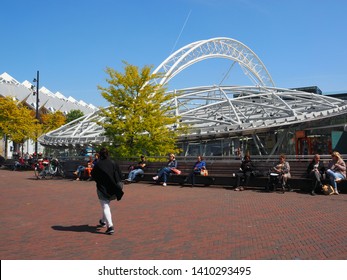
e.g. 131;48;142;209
0;169;346;260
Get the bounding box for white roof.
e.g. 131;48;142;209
0;72;97;115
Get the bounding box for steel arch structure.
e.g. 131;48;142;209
38;37;347;148
152;37;275;87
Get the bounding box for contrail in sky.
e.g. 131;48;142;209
170;10;192;55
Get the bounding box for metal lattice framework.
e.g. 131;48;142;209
39;37;347;147
166;85;347;140
152;37;275;87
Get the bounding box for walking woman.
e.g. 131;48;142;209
91;147;124;234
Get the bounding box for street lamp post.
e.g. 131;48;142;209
33;71;39;156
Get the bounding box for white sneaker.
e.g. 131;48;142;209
153;176;158;180
163;183;167;187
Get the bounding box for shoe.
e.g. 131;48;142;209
311;191;316;196
75;178;80;181
105;226;114;235
98;219;106;228
163;182;167;187
234;187;240;191
153;176;158;181
334;191;339;195
240;187;244;191
124;179;131;184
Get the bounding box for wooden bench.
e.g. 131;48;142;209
117;160;215;186
2;159;33;171
117;159;347;192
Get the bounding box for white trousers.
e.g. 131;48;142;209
99;199;113;228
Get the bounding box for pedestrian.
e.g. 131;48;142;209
91;147;124;235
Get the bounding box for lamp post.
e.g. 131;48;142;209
33;71;39;156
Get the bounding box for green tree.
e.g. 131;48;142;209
66;109;84;123
0;96;40;144
98;62;185;158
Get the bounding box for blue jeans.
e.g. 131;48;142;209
128;169;144;181
326;169;345;191
76;166;85;177
186;171;200;185
157;167;172;183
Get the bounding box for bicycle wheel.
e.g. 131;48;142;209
59;166;66;178
45;172;54;180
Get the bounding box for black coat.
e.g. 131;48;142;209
91;158;124;201
306;160;325;176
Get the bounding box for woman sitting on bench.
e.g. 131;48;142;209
152;153;178;187
267;154;291;192
326;151;346;195
183;155;207;187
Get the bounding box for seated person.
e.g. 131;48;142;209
326;151;346;195
234;154;255;191
152;154;178;187
36;158;45;172
84;153;99;180
266;154;291;192
125;155;146;183
183;155;206;187
38;157;50;177
306;154;325;196
74;156;94;181
0;154;5;167
13;157;25;171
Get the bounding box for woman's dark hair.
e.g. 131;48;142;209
99;147;109;160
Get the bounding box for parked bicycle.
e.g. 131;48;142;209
34;158;65;179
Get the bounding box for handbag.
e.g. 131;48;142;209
171;168;181;175
200;169;208;176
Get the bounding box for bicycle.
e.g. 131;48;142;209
34;158;65;179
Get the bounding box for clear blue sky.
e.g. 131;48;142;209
1;0;347;107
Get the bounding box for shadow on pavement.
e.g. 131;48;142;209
52;224;104;234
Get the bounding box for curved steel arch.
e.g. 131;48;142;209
152;37;275;87
38;37;347;148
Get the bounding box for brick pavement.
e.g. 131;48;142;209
0;169;346;260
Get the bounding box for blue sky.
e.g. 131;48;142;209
1;0;347;107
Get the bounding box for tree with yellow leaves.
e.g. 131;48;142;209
98;62;186;158
0;96;39;145
40;111;66;134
